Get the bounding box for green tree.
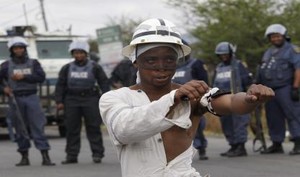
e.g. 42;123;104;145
168;0;300;74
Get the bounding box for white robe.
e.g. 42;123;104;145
99;87;201;177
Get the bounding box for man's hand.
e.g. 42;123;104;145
11;73;25;81
245;84;275;104
3;86;13;97
56;103;64;110
174;80;209;103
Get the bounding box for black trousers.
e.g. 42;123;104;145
64;103;104;158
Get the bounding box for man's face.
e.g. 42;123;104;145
12;46;26;57
269;33;285;47
136;46;178;87
72;50;87;62
218;54;231;63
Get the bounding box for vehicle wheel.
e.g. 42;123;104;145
58;125;66;137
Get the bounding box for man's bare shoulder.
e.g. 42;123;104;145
129;84;140;90
171;82;181;90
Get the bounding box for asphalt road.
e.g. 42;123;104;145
0;127;299;177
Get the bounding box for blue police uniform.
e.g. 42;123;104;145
0;58;50;152
55;59;110;163
0;55;55;166
0;36;55;166
110;59;137;88
213;58;252;156
6;106;16;142
257;41;300;151
172;58;209;160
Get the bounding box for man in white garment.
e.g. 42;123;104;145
99;18;274;177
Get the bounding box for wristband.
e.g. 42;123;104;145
200;87;220;115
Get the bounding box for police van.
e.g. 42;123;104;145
0;26;86;137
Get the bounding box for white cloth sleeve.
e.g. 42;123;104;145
99;89;191;145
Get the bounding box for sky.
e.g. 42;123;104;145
0;0;187;38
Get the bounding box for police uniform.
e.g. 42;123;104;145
0;37;55;166
172;58;209;160
213;58;252;157
257;41;300;154
110;58;137;88
55;58;110;163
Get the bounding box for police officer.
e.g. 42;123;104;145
89;51;100;63
0;36;55;166
213;42;252;157
110;58;137;89
257;24;300;155
55;41;110;164
172;40;209;160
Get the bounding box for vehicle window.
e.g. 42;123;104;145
36;40;71;59
0;41;9;60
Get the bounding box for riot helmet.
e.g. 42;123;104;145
68;41;90;54
264;24;287;38
215;42;235;55
7;36;28;49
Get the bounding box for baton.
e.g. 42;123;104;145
3;80;29;139
252;105;267;152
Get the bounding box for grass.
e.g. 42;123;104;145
203;108;269;140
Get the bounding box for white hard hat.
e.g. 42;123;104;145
264;24;287;37
68;41;90;53
7;36;28;48
122;18;191;59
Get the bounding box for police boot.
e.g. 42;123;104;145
261;142;284;154
198;148;208;160
92;156;102;163
227;143;247;157
92;153;104;163
220;144;237;157
41;150;55;166
16;151;30;166
61;155;78;164
289;138;300;155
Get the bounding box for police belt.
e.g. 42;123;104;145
67;88;99;97
270;84;290;90
13;90;37;97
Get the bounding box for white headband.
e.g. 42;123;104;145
129;43;181;63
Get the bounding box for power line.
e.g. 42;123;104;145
0;0;34;10
0;5;40;26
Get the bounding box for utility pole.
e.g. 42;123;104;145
23;3;29;25
39;0;49;31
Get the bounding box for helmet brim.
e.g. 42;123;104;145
122;42;191;59
11;43;27;48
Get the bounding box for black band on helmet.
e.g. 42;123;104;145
228;43;233;55
158;19;166;26
132;31;181;40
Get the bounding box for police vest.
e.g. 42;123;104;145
172;59;197;84
259;42;295;89
8;59;36;91
213;59;242;93
67;60;96;90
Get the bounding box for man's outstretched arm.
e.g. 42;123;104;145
173;80;274;116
